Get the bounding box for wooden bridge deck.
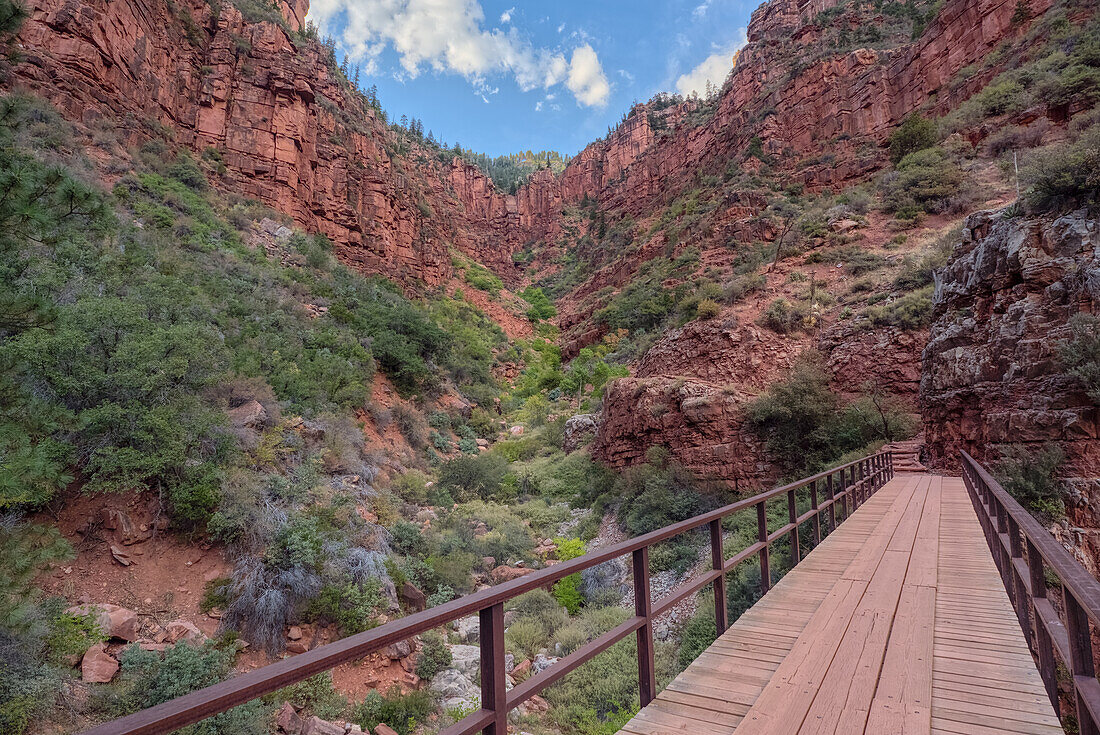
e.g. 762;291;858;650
618;473;1064;735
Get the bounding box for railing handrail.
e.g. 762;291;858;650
79;451;896;735
960;450;1100;732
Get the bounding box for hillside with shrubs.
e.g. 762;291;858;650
2;0;1099;732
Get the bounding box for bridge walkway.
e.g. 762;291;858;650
617;473;1063;735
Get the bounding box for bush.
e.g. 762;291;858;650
273;672;346;720
746;355;912;475
437;453;511;501
304;580;385;635
1061;313;1100;403
1023;126;1100;211
881;147;963;216
995;444;1065;519
758;298;810;334
415;631;453;680
115;641;267;734
522;287;557;321
354;686;433;735
889;114;937;164
551;538;586;613
863;286;934;330
694;298;721;320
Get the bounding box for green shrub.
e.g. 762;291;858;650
1060;313;1100;403
995;444;1065;519
695;298;722;320
1023;126;1100;211
889;114;937;164
746;355;913;475
304;580;385;635
551;538;586;614
882;147;963;216
522;287;558;321
758;298;809;334
437;453;511;501
273;672;346;720
863;286;934;330
354;686;434;735
115;641;267;734
415;632;453;680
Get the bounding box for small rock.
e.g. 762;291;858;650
374;725;399;735
384;640;412;659
110;545;134;566
532;653;558;675
166;620;204;644
400;581;427;612
277;702;303;734
512;659;531;678
81;643;118;683
509;425;524;436
288;626;304;641
287;639;310;654
301;716;343;735
490;565;534;584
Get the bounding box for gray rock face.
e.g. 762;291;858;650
921;208;1100;478
429;669;481;710
448;644;481;679
452;615;480;643
563;414;599;452
532;652;559;674
580;557;630;605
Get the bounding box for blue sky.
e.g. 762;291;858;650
306;0;754;156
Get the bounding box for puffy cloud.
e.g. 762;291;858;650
674;28;748;97
308;0;609;106
500;6;513;23
566;44;611;107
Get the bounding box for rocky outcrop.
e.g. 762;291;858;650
820;324;927;402
921;208;1099;475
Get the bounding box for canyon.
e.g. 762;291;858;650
9;0;1096;489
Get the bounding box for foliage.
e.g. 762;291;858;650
881;147;963;217
437;453;513;502
747;356;914;476
551;538;586;614
273;672;346;720
863;286;935;330
1061;313;1100;403
995;444;1065;519
1023;126;1100;211
522;287;558;322
355;685;434;735
112;641;267;735
304;579;385;635
889;114;938;164
415;631;452;680
758;298;811;334
0;519;73;633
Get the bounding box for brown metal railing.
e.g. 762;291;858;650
961;450;1100;735
79;452;896;735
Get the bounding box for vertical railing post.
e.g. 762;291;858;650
787;488;800;563
1007;516;1027;630
632;547;656;707
810;479;821;545
757;501;770;595
1027;538;1058;711
839;469;848;520
826;473;836;533
710;519;728;635
479;603;507;735
1065;588;1099;735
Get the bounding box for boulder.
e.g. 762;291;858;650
66;603;141;641
288;626;303;641
453;615;479;643
580;558;630;605
99;508;153;545
384;640;412;660
429;669;481;710
449;644;481;678
489;565;534;584
563;414;599;452
532;653;559;675
228;400;268;428
81;643;118;683
375;725;400;735
400;581;427;612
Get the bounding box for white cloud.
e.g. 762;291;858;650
566;44;611;107
500;6;513;23
556;22;565;33
692;0;713;17
308;0;610;107
674;28;748;97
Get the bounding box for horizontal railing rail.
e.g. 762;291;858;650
80;452;896;735
961;450;1100;735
